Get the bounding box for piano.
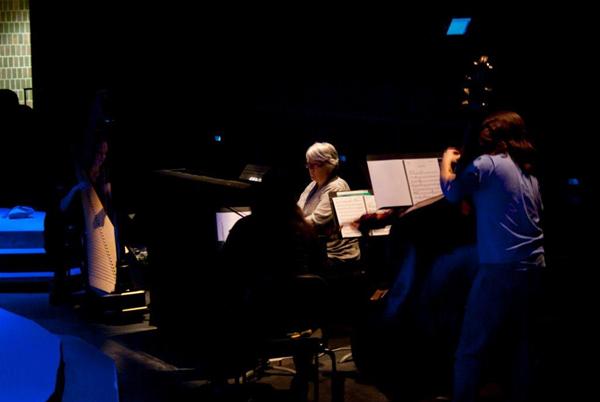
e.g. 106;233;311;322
141;168;256;341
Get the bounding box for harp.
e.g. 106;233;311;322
80;183;117;294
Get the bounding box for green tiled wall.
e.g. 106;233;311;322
0;0;32;107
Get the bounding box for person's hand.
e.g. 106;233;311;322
353;209;394;233
441;147;461;182
443;147;461;165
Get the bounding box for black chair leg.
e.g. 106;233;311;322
321;348;344;402
313;352;320;402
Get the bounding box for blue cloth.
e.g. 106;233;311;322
7;205;35;219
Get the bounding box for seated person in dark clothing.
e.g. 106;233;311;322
222;167;326;332
220;167;326;401
46;128;113;304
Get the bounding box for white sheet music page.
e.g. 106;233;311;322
331;195;367;238
367;159;412;208
81;186;117;294
363;195;391;236
403;158;443;204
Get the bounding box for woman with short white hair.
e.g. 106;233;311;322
298;142;361;266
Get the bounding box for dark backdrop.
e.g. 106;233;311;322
28;2;596;260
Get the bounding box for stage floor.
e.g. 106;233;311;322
0;292;386;402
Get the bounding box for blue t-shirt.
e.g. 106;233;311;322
441;153;544;264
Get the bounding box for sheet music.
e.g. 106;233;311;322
367;159;412;208
332;193;391;238
364;195;392;236
403;158;443;204
332;195;367;238
81;186;117;294
367;155;442;208
216;209;251;242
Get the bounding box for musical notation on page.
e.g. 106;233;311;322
331;191;391;238
367;154;443;209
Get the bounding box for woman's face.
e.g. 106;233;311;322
94;141;109;168
306;160;331;186
478;126;493;148
89;141;108;181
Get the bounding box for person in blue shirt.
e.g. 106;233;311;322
440;111;544;402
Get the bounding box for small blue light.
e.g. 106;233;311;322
339;154;347;163
447;18;471;36
567;178;580;186
214;135;222;142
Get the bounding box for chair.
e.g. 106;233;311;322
251;273;343;402
147;273;343;401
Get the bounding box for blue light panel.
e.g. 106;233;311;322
447;18;471;36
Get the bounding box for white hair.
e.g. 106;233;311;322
306;142;339;167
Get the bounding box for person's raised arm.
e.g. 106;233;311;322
440;147;464;203
59;180;90;212
441;147;461;185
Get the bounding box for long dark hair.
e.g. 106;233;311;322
479;111;537;174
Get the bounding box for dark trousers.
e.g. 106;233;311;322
453;259;544;402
